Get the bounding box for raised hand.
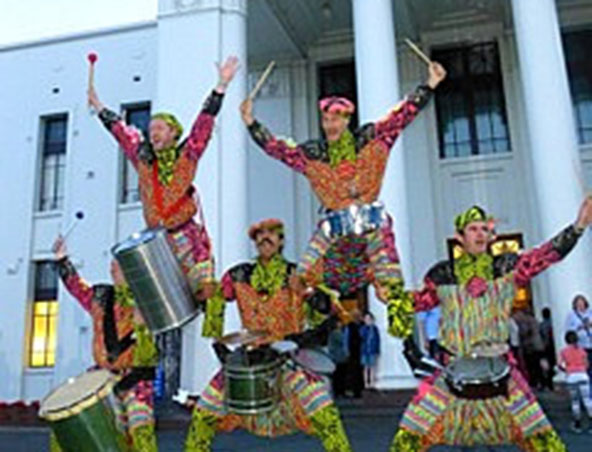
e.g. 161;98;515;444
215;56;240;93
575;195;592;230
427;61;447;89
52;235;68;260
240;98;254;126
87;85;104;111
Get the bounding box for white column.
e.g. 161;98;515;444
353;0;415;389
511;0;592;352
156;0;248;393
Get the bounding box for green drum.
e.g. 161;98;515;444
39;369;129;452
224;348;283;415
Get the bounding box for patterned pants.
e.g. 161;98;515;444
297;215;402;296
49;380;157;452
167;220;214;296
390;368;566;452
184;368;351;451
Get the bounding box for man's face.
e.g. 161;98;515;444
110;260;126;286
255;229;283;260
149;119;177;151
321;112;349;143
457;221;492;255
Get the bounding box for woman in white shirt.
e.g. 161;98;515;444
565;294;592;381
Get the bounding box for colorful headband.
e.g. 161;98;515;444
318;96;355;116
151;112;184;140
454;206;494;233
248;218;284;241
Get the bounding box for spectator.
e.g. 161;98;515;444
539;307;556;390
565;294;592;383
328;325;349;398
417;306;442;363
360;312;380;390
343;310;364;398
514;308;545;389
558;330;592;433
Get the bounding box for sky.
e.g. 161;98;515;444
0;0;157;47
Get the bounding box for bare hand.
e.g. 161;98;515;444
215;56;240;93
240;98;254;126
427;61;447;89
575;196;592;230
196;282;216;302
52;235;68;260
87;86;104;111
289;271;306;297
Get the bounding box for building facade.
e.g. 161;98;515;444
1;0;592;402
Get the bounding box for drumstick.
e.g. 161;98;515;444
62;211;85;240
248;61;276;100
404;38;432;66
87;52;98;107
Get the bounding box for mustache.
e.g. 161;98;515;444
256;238;275;247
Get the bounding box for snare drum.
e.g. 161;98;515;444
444;356;510;399
224;347;283;415
320;202;387;239
293;348;336;375
112;227;200;334
39;370;128;452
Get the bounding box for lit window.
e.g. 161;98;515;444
29;261;59;368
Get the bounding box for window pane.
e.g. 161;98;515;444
564;30;592;144
434;42;511;159
39;115;67;211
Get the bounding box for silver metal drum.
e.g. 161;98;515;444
112;227;200;334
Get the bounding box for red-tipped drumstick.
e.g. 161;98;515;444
87;52;98;106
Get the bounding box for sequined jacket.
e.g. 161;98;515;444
98;91;223;230
408;225;582;356
56;258;158;373
247;86;432;211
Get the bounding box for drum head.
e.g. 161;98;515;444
271;340;298;355
111;227;164;256
39;369;114;416
218;329;268;347
293;348;335;375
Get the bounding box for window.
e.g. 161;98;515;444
39;115;68;211
563;30;592;144
433;42;511;159
29;261;59;368
120;103;150;204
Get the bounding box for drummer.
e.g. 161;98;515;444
87;56;239;301
185;219;352;452
52;236;159;452
388;199;592;451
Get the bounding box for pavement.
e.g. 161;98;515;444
1;388;590;451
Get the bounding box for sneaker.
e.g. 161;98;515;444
572;420;583;433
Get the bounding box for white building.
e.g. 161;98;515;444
1;0;592;402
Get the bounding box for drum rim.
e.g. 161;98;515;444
150;309;201;335
292;348;335;375
110;226;166;256
39;372;115;421
224;356;284;374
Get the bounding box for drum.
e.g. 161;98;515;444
293;348;336;375
39;369;128;452
320;202;387;239
223;347;283;415
444;356;510;397
112;227;199;334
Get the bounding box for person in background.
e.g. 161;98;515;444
565;294;592;384
360;312;380;390
514;308;545;390
417;306;442;363
343;310;364;398
539;307;556;390
558;330;592;433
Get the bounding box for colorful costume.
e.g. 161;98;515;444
98;90;225;296
53;258;159;452
185;220;351;452
390;207;583;451
247;86;432;315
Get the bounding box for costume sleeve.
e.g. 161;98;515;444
55;257;94;312
183;90;224;162
513;224;583;287
372;85;433;149
247;120;308;173
220;270;236;301
98;108;142;167
386;280;415;338
413;276;440;312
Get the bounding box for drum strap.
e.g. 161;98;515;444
114;367;156;395
152;164;190;222
102;295;135;363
